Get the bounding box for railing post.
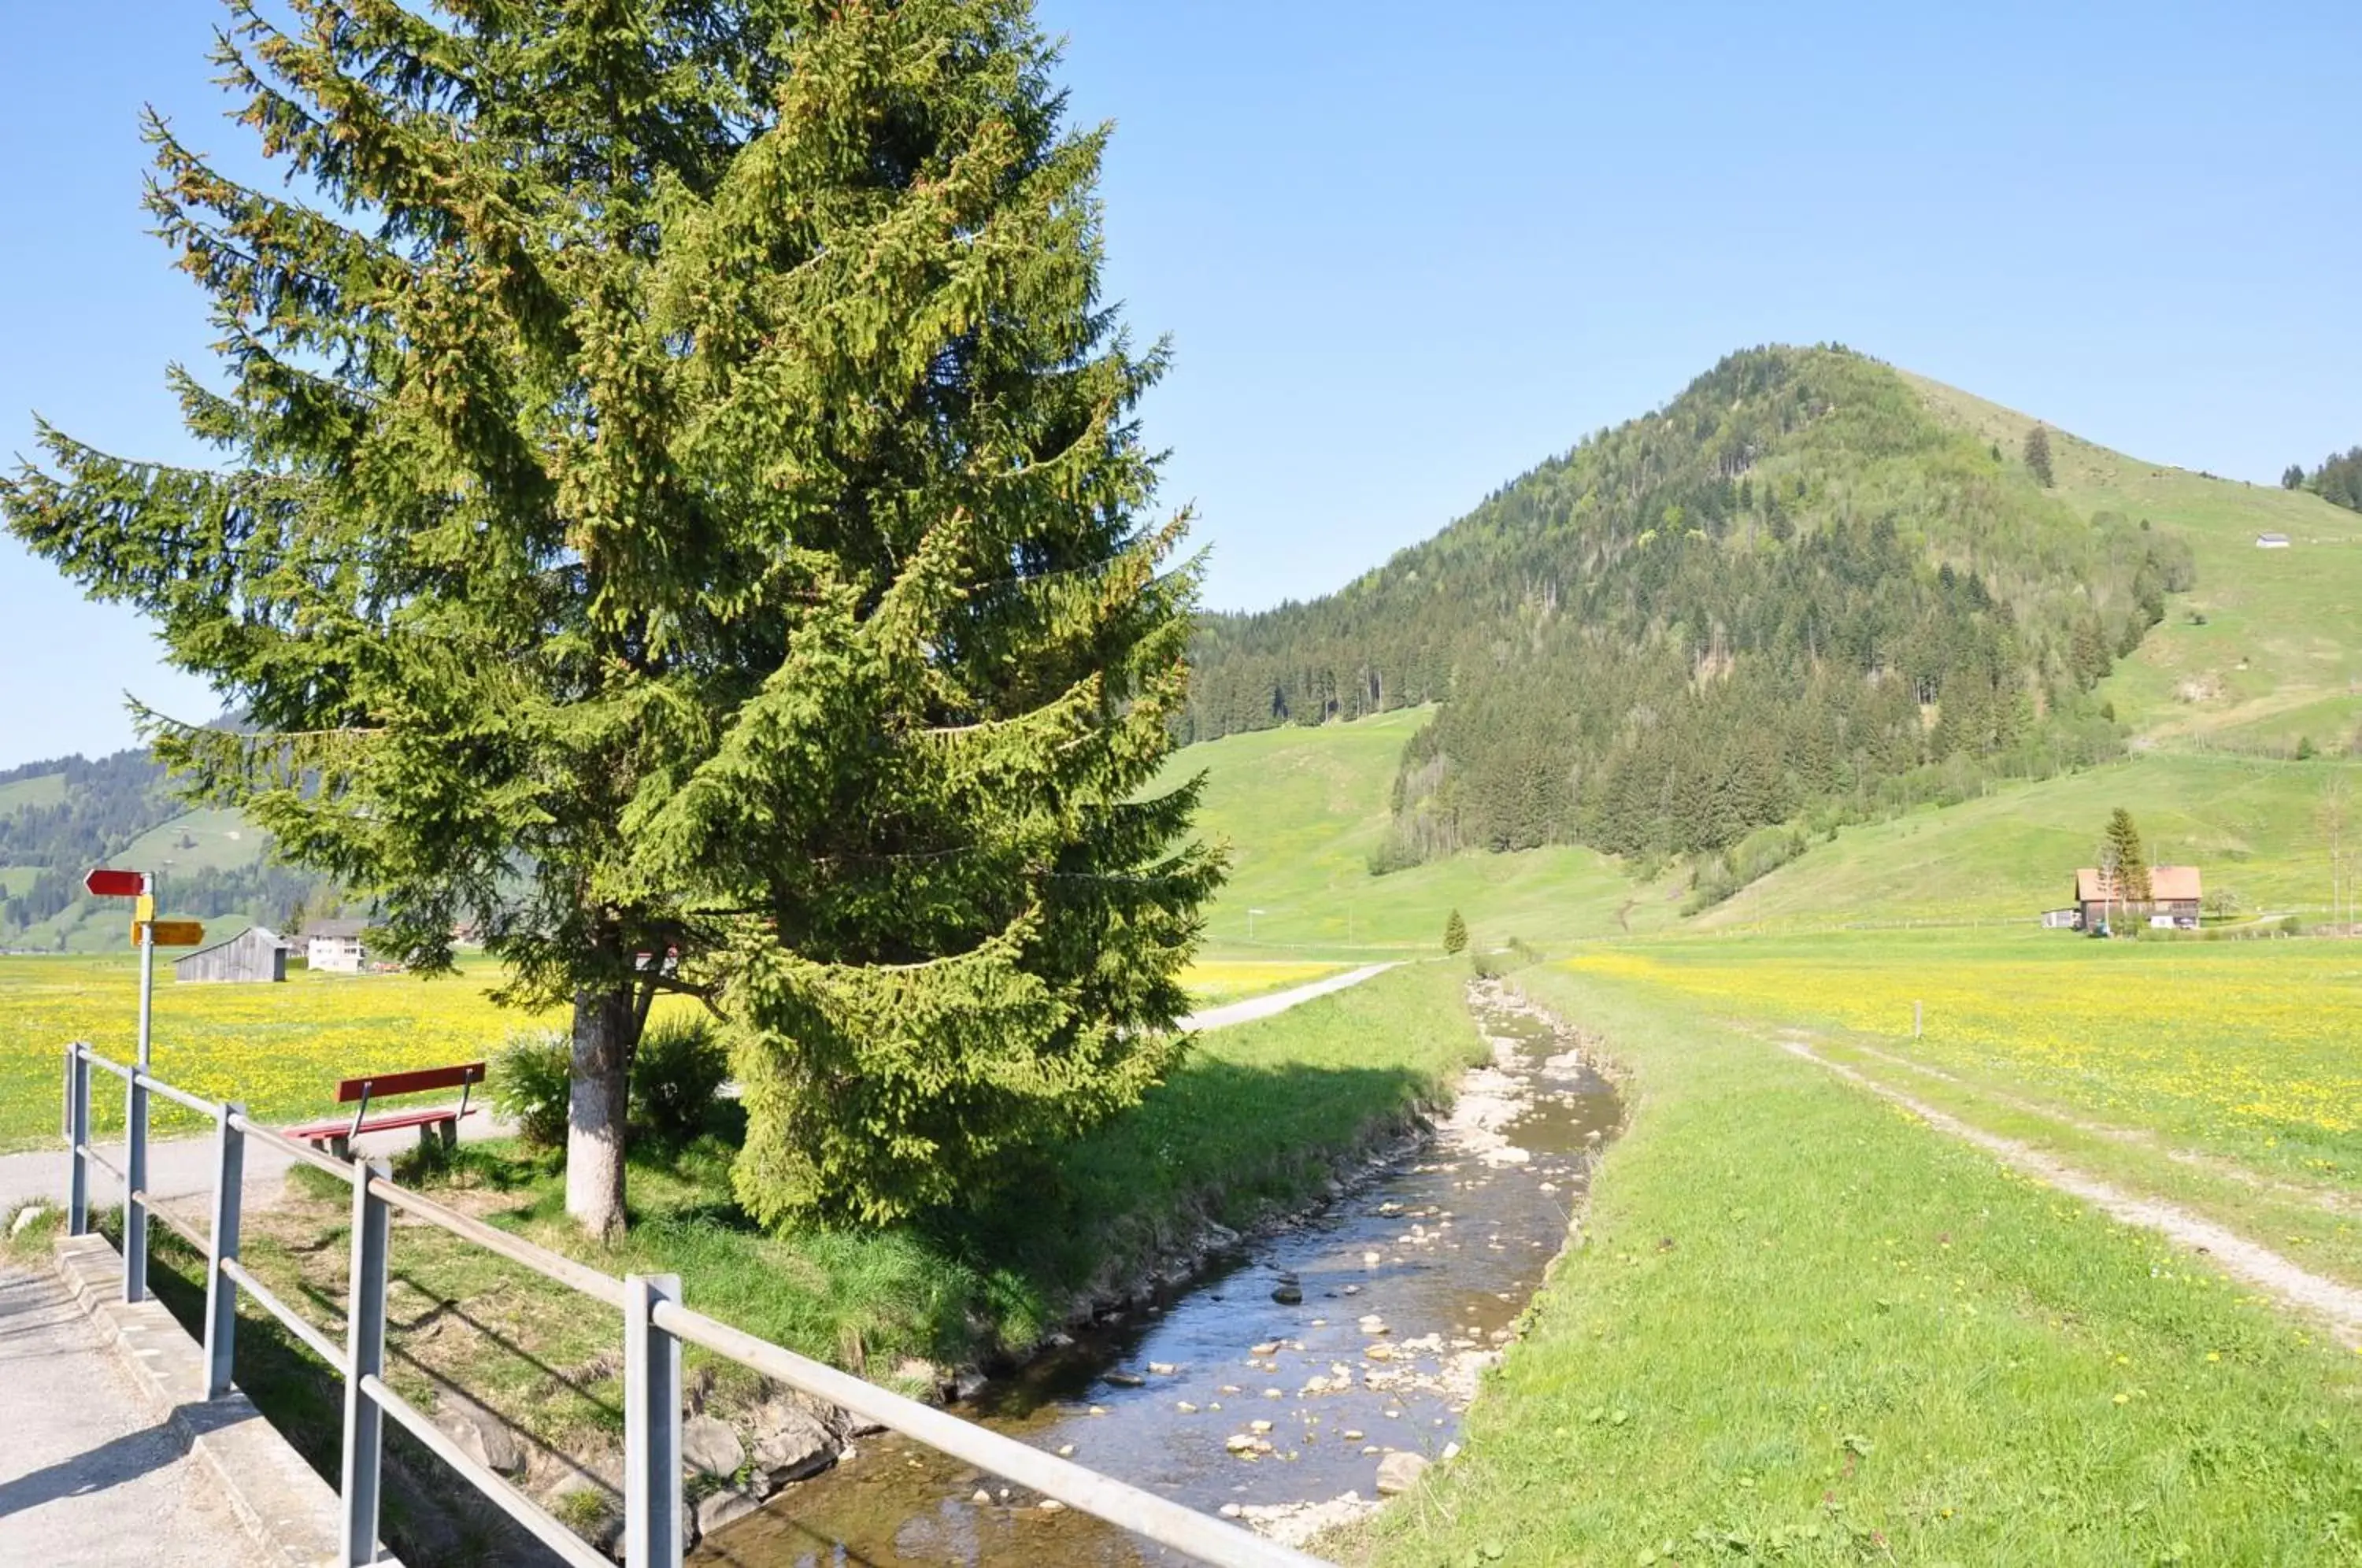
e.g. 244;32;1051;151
65;1045;90;1237
624;1273;685;1568
124;1065;149;1303
341;1159;391;1567
203;1102;246;1399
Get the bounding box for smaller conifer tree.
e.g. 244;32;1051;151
2104;808;2151;905
1443;908;1468;955
2024;424;2056;487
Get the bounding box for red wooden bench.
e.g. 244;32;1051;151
287;1062;487;1159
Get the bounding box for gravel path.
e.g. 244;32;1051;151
1178;963;1397;1032
1779;1034;2362;1349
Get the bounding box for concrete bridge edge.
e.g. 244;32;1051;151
51;1232;400;1568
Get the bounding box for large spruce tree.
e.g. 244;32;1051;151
3;0;1217;1234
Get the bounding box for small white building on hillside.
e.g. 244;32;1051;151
305;918;367;974
2256;532;2291;549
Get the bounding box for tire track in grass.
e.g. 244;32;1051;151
1832;1034;2362;1220
1776;1033;2362;1349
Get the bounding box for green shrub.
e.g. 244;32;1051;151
487;1027;572;1149
1472;937;1542;978
631;1017;729;1145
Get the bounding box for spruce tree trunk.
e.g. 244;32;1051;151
565;986;635;1244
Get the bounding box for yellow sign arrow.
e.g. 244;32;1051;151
132;919;206;948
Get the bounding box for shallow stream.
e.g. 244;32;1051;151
690;978;1620;1566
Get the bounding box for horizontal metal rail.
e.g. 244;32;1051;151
59;1040;1330;1568
80;1048;133;1081
363;1176;630;1311
138;1193;210;1254
652;1300;1329;1568
219;1257;350;1373
135;1067;218;1116
361;1373;609;1568
228;1111;362;1181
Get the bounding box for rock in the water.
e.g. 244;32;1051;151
750;1400;835;1481
1238;1494;1381;1548
683;1413;746;1478
1375;1452;1430;1495
697;1486;764;1537
1271;1283;1304;1304
971;1488;993;1505
1105;1370;1146;1387
1039;1499;1066;1513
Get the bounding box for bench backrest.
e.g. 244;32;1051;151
334;1062;487;1104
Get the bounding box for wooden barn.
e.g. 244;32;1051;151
2072;865;2203;930
175;925;289;984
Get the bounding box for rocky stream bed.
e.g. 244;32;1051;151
684;978;1623;1566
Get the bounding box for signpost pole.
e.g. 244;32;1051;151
136;878;156;1070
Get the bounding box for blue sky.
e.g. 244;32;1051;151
3;2;2357;763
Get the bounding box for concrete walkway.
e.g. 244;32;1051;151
0;1265;268;1566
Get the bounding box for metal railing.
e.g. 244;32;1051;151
60;1041;1326;1568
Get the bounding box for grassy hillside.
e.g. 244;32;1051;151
1169;707;1676;956
0;771;67;813
1907;372;2362;755
1697;751;2360;930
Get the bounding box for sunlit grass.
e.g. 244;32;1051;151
1349;960;2362;1566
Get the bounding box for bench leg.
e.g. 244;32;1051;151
420;1119;458;1152
328;1135;352;1161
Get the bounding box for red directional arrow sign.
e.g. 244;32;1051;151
84;867;147;898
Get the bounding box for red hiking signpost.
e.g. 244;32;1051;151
82;867;203;1069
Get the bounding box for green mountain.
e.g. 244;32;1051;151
0;748;324;952
1183;346;2262;896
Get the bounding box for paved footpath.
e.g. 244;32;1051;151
0;1265;268;1566
0;1103;512;1218
0;966;1398;1219
1176;961;1398;1032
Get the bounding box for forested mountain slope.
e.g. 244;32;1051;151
0;748;323;952
1186;346;2193;873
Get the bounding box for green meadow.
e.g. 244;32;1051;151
1171;707;1683;957
1699;750;2362;931
1353;959;2362;1568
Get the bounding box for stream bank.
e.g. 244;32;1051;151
691;975;1621;1565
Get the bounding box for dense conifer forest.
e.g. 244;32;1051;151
1184;347;2194;892
2286;446;2362;512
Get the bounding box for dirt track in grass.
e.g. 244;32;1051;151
1778;1032;2362;1350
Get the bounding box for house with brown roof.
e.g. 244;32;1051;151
2073;865;2202;931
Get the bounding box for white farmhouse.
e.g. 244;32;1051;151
305;918;367;974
